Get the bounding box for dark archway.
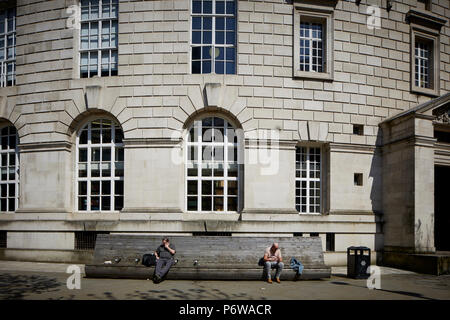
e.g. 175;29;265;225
435;165;450;251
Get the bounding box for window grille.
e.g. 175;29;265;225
76;119;124;212
191;0;236;74
0;7;16;87
80;0;118;78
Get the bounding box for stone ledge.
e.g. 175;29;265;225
382;251;450;275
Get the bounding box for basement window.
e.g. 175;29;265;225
192;232;232;236
74;231;109;250
0;230;6;248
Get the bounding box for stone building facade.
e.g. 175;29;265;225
0;0;448;266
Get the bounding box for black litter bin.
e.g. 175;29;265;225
347;246;370;279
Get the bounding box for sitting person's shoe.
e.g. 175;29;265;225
276;278;281;284
267;278;273;284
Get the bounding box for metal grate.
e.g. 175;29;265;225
192;232;232;237
0;231;6;248
293;233;303;237
74;231;109;250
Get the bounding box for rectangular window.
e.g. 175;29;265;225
295;147;321;214
299;22;324;73
409;20;442;97
191;0;236;74
415;40;431;89
0;7;15;87
354;173;363;186
80;0;118;78
293;5;333;80
326;233;335;252
74;231;109;250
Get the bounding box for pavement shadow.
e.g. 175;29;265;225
83;283;266;300
330;280;437;300
0;273;63;300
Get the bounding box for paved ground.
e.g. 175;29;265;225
0;261;449;300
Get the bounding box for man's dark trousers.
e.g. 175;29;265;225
155;258;174;279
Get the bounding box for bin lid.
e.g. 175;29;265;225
347;246;370;250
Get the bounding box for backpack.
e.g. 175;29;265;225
142;253;157;267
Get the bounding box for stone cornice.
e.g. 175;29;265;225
123;138;182;148
382;135;437;149
327;142;378;154
406;9;448;31
241;208;299;214
18;141;73;153
244;139;297;150
120;207;183;214
293;0;338;11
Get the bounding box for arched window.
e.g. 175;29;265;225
186;116;239;213
0;125;19;212
76;118;124;212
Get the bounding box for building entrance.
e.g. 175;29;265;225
435;165;450;251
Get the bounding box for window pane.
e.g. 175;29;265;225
202;61;211;73
192;1;202;13
226;1;235;14
192;17;201;30
115;180;124;195
202;180;212;195
214;197;224;211
115;127;123;143
79;149;88;162
79;181;87;195
192;61;201;73
202;196;212;211
91;197;100;210
187;196;198;211
216;1;225;14
78;197;87;211
188;180;198;195
114;196;123;210
214;181;224;195
91;181;100;195
115;162;124;177
227;197;237;211
79;163;87;177
228;180;237;195
101;196;111;210
203;1;212;13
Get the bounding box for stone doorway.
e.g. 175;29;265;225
435;165;450;251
